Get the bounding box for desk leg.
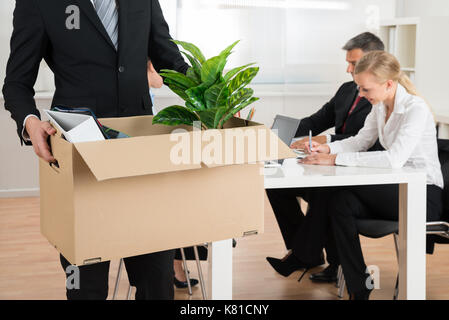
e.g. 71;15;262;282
207;239;233;300
398;177;427;300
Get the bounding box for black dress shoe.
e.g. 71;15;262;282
266;254;309;277
309;265;338;283
174;276;199;289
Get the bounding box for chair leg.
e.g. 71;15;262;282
127;284;133;300
393;233;400;300
336;265;342;288
337;265;345;298
113;258;124;300
393;233;399;262
338;277;346;299
394;273;399;300
180;247;193;295
194;245;208;300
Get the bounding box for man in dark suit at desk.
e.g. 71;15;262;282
266;32;385;283
3;0;189;299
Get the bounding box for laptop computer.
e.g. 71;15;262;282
266;115;303;166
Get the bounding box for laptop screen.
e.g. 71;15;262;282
271;115;301;146
267;115;301;165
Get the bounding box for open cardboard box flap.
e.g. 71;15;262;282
199;125;296;168
73;135;202;181
73;116;296;181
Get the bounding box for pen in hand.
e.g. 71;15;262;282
309;130;313;153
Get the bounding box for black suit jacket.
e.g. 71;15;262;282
3;0;189;145
295;81;380;146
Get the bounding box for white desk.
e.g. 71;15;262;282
264;158;428;300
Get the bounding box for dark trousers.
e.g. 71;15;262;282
60;249;175;300
266;187;339;266
330;184;443;295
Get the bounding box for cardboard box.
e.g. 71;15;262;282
39;115;295;265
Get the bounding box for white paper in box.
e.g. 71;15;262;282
44;110;105;143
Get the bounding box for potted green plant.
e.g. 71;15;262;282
152;40;259;130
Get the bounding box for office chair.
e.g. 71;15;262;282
179;245;208;299
337;138;449;300
112;245;208;300
336;220;399;299
426;138;449;251
112;238;237;300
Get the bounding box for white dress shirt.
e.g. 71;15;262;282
328;83;444;189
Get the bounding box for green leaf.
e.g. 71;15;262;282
172;40;206;64
186;68;201;84
228;67;259;94
163;78;188;90
219;97;259;128
214;106;228;129
152;105;199;126
201;55;227;86
228;88;254;109
219;40;240;59
204;82;229;109
160;70;198;89
197;109;217;129
185;85;208;111
182;51;202;80
197;41;239;88
185;102;200;112
168;85;189;101
223;63;256;82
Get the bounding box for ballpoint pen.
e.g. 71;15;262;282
309;130;312;153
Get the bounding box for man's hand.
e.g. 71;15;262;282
25;117;57;163
290;135;327;150
299;153;337;166
147;61;163;89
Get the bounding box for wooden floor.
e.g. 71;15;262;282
0;196;448;300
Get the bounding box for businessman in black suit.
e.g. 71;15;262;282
266;32;385;283
3;0;189;299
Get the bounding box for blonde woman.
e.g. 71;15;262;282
301;51;444;299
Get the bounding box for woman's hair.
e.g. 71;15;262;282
354;50;418;96
354;50;435;120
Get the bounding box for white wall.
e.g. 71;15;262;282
394;0;449;114
174;0;396;85
396;0;449;17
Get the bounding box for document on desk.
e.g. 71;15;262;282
44;110;105;143
264;158;305;177
293;149;308;158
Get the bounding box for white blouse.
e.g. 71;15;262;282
328;83;444;189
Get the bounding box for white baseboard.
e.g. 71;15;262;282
0;188;40;198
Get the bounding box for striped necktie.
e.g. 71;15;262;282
93;0;119;50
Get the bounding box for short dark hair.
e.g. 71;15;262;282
342;32;385;52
